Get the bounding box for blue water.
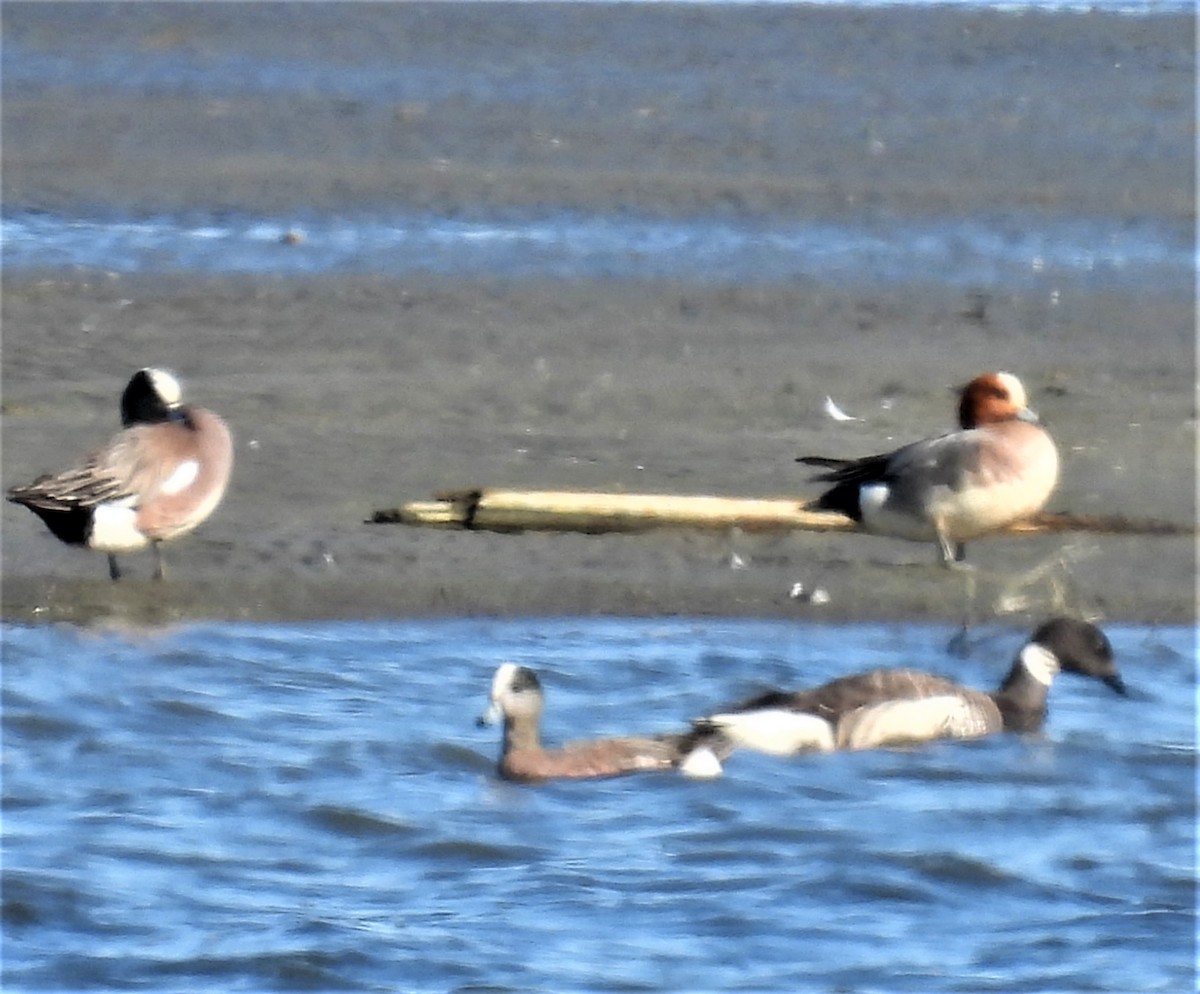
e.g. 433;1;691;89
4;0;1194;291
4;618;1194;992
3;208;1191;291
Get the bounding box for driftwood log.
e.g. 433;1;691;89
369;488;1193;538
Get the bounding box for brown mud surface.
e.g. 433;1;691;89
3;3;1194;626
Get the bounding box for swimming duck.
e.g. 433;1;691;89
478;663;727;782
694;618;1125;753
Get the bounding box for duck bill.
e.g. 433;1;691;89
476;701;502;727
1103;673;1128;696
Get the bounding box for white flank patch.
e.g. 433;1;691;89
858;484;944;542
838;695;991;750
859;483;891;518
161;459;200;496
705;709;835;755
678;746;723;779
1019;643;1060;687
90;499;148;553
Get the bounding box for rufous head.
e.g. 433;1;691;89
957;371;1036;428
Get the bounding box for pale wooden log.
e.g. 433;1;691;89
370;500;465;528
371;490;850;532
473;490;850;533
1010;511;1191;536
369;489;1194;537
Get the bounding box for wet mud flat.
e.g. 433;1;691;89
1;3;1194;625
3;274;1193;626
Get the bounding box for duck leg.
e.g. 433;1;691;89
936;523;973;571
960;566;978;632
152;541;166;581
107;554;122;581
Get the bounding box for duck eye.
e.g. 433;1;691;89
510;669;539;693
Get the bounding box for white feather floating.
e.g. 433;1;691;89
823;395;858;422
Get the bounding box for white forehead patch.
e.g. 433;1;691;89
995;371;1027;409
161;459;200;496
146;368;183;407
1019;642;1061;687
491;662;521;699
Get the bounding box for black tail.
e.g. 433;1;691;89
12;502;93;545
676;723;735;761
796;456;868;522
796;456;850;472
810;481;862;521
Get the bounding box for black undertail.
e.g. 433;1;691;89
20;503;94;545
797;453;894;523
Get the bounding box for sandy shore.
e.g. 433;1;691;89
2;4;1194;626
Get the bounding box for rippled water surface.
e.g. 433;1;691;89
3;618;1194;992
3;209;1191;292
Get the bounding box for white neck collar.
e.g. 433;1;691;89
1019;642;1060;687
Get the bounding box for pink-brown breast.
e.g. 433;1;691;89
133;407;234;540
948;420;1058;535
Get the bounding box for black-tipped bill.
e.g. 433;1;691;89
1103;673;1128;696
